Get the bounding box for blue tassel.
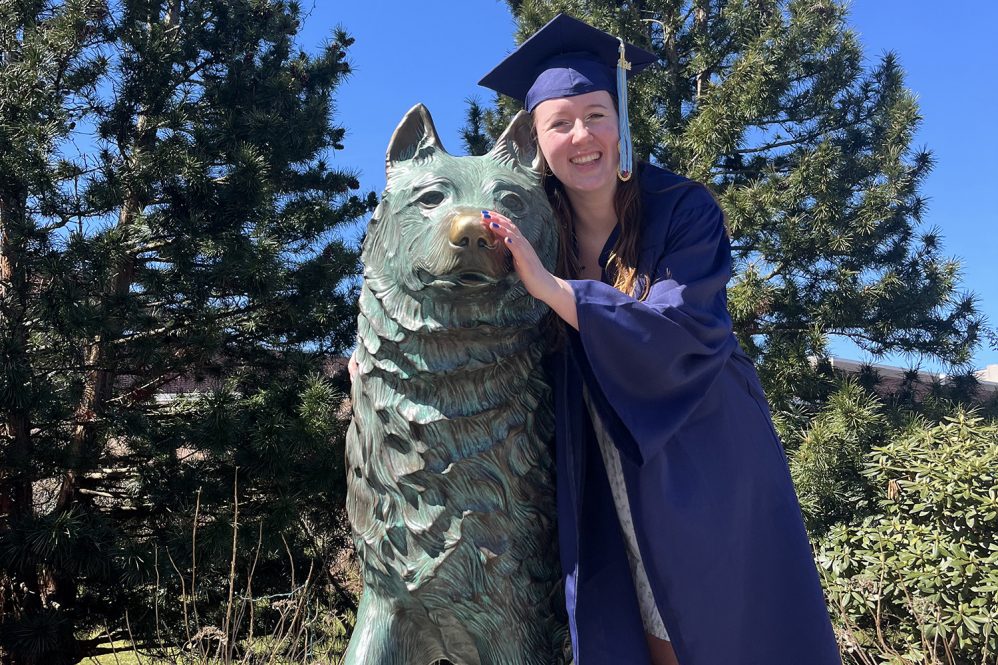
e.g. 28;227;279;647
616;38;633;181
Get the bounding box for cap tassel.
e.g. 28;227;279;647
616;37;633;182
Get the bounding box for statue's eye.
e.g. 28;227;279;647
417;190;445;209
498;192;525;216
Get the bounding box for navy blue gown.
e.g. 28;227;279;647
553;164;841;664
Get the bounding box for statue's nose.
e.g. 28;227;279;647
448;211;496;250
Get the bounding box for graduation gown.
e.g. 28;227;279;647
554;164;841;664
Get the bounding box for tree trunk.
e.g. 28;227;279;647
694;0;709;100
663;5;682;130
61;120;150;514
60;1;177;513
0;190;35;523
0;190;45;661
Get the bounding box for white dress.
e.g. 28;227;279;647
583;385;670;641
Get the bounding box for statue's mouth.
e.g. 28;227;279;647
417;269;501;288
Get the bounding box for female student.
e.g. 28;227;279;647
478;13;841;665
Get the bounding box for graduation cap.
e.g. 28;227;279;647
479;13;657;180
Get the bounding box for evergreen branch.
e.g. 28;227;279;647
107;303;267;347
710;165;793;177
762;263;789;282
678;5;698;30
732;121;851;154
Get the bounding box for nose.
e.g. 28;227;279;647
570;118;593;144
448;210;495;250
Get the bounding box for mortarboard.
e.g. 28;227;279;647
478;13;657;180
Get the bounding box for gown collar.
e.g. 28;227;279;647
597;223;621;271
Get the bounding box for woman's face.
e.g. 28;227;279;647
533;90;620;199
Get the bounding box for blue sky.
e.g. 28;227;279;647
301;1;998;372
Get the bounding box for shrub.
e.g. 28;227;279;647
815;410;998;663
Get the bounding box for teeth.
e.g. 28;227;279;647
571;153;600;165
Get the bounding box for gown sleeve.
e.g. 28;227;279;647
568;194;736;467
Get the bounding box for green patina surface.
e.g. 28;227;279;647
343;105;568;665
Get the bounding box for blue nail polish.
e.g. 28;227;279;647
505;237;512;244
481;210;490;218
491;222;499;228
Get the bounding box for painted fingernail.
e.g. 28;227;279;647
481;210;490;218
505;237;512;244
491;222;500;228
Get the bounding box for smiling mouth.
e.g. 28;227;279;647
571;152;601;165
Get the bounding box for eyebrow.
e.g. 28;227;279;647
541;102;610;118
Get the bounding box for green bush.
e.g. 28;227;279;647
788;380;887;537
814;410;998;664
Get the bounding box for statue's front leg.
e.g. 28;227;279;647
343;589;440;665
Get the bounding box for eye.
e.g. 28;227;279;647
498;191;525;216
416;190;445;209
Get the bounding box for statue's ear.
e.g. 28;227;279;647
488;110;541;173
386;104;445;176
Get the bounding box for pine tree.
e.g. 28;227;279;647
2;1;106;660
470;12;996;658
468;0;983;409
460;97;495;158
1;1;372;661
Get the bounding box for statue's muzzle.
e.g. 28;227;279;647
448;207;499;252
428;207;510;286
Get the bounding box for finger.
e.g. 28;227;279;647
481;211;532;259
481;210;507;239
481;209;511;223
481;209;518;232
480;215;501;238
501;234;532;261
485;217;521;239
484;220;518;243
501;235;523;264
493;216;515;231
487;220;512;238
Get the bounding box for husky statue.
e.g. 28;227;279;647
343;104;567;665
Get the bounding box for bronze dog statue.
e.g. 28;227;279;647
344;104;566;665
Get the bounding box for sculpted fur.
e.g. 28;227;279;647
344;104;566;665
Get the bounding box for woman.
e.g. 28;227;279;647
477;13;842;665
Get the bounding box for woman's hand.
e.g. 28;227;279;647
480;209;556;300
481;210;579;330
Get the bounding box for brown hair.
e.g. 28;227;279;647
537;150;651;301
